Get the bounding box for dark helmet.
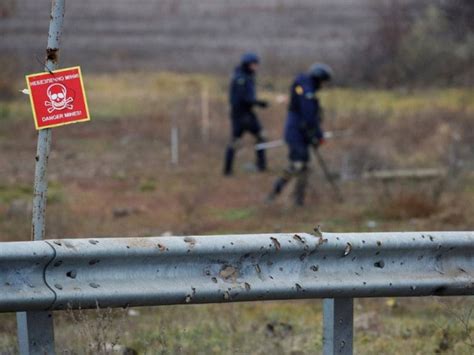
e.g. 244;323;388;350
309;63;333;81
241;52;260;65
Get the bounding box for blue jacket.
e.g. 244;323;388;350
284;73;323;145
229;65;258;117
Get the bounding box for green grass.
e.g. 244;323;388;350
320;87;474;115
0;184;32;203
2;72;473;124
216;207;257;221
139;179;157;192
0;182;63;205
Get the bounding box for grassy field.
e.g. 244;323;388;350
0;72;473;353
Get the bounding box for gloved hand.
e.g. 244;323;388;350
256;100;269;108
311;136;325;148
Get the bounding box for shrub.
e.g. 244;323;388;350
345;0;474;87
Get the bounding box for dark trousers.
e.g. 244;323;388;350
268;142;311;206
223;112;266;175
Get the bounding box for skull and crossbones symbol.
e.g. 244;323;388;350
44;83;73;113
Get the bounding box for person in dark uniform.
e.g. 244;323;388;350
266;63;333;206
223;52;269;176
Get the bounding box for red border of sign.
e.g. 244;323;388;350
25;66;91;130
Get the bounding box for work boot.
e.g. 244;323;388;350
256;149;267;172
223;147;235;176
265;177;289;203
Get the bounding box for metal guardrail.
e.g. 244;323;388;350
2;232;473;313
2;231;473;354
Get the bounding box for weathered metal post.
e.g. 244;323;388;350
200;85;210;142
16;0;66;353
171;120;179;165
323;298;354;355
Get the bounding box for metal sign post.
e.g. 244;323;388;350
16;1;66;354
323;298;354;355
200;86;210;142
171;119;179;165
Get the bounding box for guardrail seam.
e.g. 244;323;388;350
43;241;58;310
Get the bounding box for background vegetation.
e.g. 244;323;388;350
344;0;474;87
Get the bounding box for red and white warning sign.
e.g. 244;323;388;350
26;66;90;130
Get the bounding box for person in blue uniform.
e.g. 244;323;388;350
223;52;269;176
266;63;333;206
